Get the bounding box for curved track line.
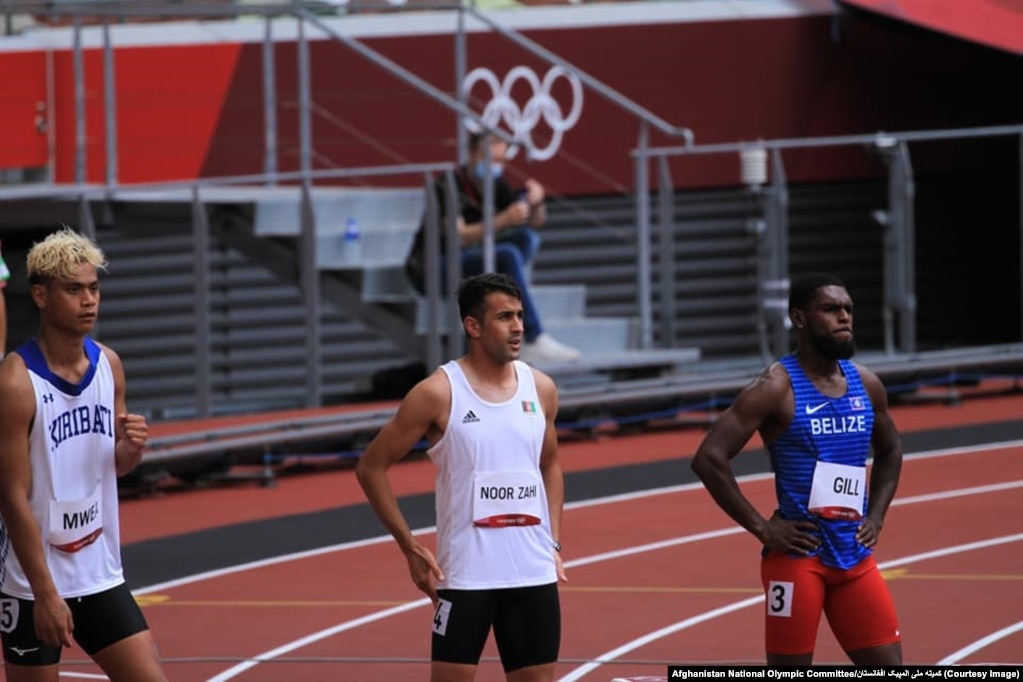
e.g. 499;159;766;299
134;530;432;596
937;620;1023;665
205;600;430;682
556;533;1023;681
204;480;1022;680
133;439;1023;596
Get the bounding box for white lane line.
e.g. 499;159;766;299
556;533;1023;681
205;600;430;682
204;478;1022;680
134;437;1023;596
893;480;1023;507
937;620;1023;665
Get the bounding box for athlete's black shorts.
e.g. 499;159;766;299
1;582;150;666
431;582;560;672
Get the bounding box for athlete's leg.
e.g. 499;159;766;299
3;663;60;682
492;584;560;682
1;593;62;682
67;583;166;682
432;589;495;682
91;631;166;682
823;556;902;665
761;552;827;665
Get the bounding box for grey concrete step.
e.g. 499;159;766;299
519;347;703;378
253;188;424;239
540;316;636;354
412;297;624;352
533;284;587;321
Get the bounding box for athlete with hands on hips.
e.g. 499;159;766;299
691;272;904;666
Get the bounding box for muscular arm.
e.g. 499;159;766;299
691;368;786;541
858;366;903;546
691;365;819;554
534;370;565;549
0;355;74;647
355;372;449;600
104;345;148;477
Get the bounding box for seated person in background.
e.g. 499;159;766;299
406;131;581;364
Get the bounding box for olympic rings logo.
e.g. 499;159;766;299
461;65;584;162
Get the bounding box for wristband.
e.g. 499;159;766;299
552;540;561;553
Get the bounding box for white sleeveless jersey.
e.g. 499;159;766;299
429;360;557;589
0;338;125;599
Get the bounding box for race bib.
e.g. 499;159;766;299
48;486;103;553
808;461;866;520
472;471;544;528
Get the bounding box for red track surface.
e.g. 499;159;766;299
8;387;1023;681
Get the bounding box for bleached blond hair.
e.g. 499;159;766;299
27;225;108;284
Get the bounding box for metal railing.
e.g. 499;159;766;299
633;123;1023;360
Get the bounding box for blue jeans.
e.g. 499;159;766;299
461;226;543;342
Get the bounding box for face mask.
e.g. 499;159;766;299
473;161;503;180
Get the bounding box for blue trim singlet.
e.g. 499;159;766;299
768;354;874;569
17;337;102;396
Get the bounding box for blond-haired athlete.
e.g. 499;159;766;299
0;226;167;681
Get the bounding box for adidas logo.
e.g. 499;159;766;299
462;410;480;424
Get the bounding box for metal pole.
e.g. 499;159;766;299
297;15;320;406
299;182;322;407
455;4;468;166
78;196;97;337
297;15;312;181
767;148;790;358
73;17;86;184
634;122;652;349
880;141;917;355
895;141;916;353
263;16;278;185
191;185;212;418
444;171;464;359
102;20;117;186
656;155;676;348
77;195;96;240
423;172;442;370
481;139;495;274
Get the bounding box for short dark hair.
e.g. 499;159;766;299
458;273;522;322
789;272;847;311
466;131;515;156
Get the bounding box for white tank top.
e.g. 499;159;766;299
429;360;557;590
0;338;125;599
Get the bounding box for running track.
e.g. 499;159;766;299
14;388;1023;681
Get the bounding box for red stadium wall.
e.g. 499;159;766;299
0;9;1019;194
1;51;49;169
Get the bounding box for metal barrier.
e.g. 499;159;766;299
633;123;1023;360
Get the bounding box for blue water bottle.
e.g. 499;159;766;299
342;216;362;267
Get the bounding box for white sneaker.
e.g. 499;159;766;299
520;333;581;364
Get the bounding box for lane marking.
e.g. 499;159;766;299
561;586;761;595
205;600;430;681
140;598;412;607
134;439;1023;596
557;534;1023;681
205;477;1023;679
938;620;1023;665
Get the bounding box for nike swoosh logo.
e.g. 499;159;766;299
805;401;829;414
10;647;40;656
